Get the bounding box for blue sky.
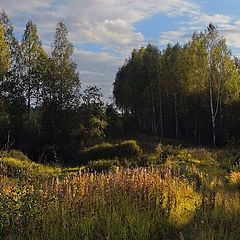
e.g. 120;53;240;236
1;0;240;101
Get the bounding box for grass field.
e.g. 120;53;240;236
0;143;240;240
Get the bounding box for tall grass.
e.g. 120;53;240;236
1;148;240;239
1;165;240;239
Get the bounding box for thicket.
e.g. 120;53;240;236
79;140;142;163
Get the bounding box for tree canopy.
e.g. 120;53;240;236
113;24;240;146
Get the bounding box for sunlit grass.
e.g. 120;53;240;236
1;147;240;239
0;153;61;178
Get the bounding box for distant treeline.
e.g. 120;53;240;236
113;24;240;146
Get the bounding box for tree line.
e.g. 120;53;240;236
1;12;240;165
0;11;121;164
113;24;240;146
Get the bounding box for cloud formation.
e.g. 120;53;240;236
1;0;240;99
3;0;198;49
73;49;122;100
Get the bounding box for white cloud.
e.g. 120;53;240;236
221;21;240;48
159;7;235;49
1;0;199;49
73;49;123;99
64;0;197;49
0;0;201;98
0;0;53;17
159;30;191;45
2;0;240;98
70;19;144;49
187;12;240;50
190;13;232;26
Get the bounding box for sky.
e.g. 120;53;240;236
1;0;240;101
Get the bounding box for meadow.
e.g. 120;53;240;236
0;142;240;240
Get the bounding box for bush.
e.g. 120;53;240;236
155;144;178;164
0;150;30;162
79;140;142;163
121;155;158;168
155;144;193;165
0;150;61;178
87;159;120;172
116;140;142;159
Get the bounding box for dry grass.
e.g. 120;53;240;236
228;171;240;185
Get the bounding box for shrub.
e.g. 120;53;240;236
228;154;240;171
116;140;142;159
131;155;156;167
155;144;194;165
0;150;61;178
87;159;120;172
155;144;178;164
79;140;142;163
0;150;30;162
214;149;240;171
0;183;41;237
187;148;216;166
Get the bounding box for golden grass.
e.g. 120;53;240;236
0;156;61;177
1;146;240;239
228;171;240;185
0;167;202;239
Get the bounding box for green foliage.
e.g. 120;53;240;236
87;159;120;172
118;140;142;159
105;104;124;138
79;140;142;163
0;150;61;177
79;86;107;147
121;155;156;168
0;12;25;151
1;147;240;239
228;171;240;189
2;163;240;240
21;20;47;122
155;144;192;164
0;182;41;237
154;144;221;171
0;150;30;162
43;22;80;109
87;116;108;144
0;24;11;78
155;144;177;163
113;25;240;146
0;167;203;240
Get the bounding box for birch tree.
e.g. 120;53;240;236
21;21;46;121
205;24;234;145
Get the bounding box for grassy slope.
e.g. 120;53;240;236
0;150;61;177
1;143;240;240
